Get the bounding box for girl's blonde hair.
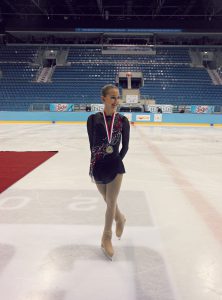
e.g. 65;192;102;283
101;84;118;97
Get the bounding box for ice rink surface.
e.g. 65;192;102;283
0;123;222;300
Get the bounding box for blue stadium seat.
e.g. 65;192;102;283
0;46;222;110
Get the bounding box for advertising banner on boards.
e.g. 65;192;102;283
50;104;74;112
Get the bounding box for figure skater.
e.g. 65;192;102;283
87;84;130;259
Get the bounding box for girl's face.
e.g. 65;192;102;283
102;88;120;112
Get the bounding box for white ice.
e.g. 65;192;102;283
0;123;222;300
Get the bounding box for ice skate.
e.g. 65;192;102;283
101;231;114;260
116;215;126;239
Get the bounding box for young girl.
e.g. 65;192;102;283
87;84;130;260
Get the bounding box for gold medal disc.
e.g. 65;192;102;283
106;145;113;154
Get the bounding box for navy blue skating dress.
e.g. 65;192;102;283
87;112;130;184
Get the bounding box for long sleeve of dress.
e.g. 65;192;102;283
87;114;94;151
119;117;130;160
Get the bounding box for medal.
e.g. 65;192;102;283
103;111;116;154
106;145;113;154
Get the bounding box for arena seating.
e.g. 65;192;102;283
0;45;222;111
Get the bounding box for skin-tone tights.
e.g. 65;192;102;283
96;174;123;233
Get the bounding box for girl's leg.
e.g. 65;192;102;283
96;182;122;222
97;174;125;259
105;174;126;239
96;183;106;200
100;174;123;259
103;174;123;232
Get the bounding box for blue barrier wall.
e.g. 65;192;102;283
0;111;222;125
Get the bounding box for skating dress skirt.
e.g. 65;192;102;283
87;112;130;184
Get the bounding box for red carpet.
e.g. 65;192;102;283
0;151;58;193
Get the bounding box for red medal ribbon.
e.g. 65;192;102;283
103;111;116;144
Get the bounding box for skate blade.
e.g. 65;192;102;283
101;246;113;261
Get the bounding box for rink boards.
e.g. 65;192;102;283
0;111;222;127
